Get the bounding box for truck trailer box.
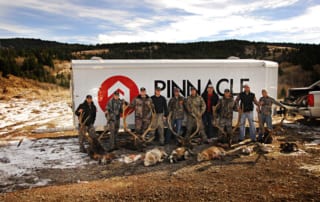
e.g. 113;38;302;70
71;59;278;130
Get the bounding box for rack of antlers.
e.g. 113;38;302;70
78;112;92;143
256;107;287;144
212;106;242;147
122;102;157;145
167;111;200;147
78;112;106;153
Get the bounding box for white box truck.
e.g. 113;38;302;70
71;59;278;130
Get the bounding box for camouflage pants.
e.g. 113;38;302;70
109;119;120;149
150;113;165;144
186;115;207;141
78;124;96;150
218;118;232;143
135;117;151;134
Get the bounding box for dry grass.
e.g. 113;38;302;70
0;75;70;102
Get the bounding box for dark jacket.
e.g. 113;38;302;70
151;95;168;116
201;91;219;113
75;101;97;126
237;92;255;112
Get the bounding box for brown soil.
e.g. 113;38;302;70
1;125;320;202
0;75;319;201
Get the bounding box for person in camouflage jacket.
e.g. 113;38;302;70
168;88;186;141
105;91;123;151
130;87;154;134
215;89;238;143
185;87;208;143
258;89;283;142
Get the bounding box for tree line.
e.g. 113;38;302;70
0;38;319;88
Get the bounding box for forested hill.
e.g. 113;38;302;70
0;38;319;90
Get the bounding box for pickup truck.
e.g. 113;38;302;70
281;80;320;119
297;91;320;119
282;80;320;106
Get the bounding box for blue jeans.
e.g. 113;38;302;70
239;111;256;141
166;119;183;144
258;114;272;141
202;111;214;138
173;119;183;136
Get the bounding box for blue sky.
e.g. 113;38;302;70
0;0;319;44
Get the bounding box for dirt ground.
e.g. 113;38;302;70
0;75;319;201
1;121;320;202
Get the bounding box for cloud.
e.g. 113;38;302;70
0;0;319;44
98;1;320;44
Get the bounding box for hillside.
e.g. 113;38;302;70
0;38;320;97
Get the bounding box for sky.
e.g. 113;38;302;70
0;0;320;44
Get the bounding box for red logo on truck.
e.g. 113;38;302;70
98;75;139;116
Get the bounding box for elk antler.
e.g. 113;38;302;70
212;105;243;147
273;108;286;134
232;107;242;134
122;102;156;144
79;112;90;131
256;108;265;135
167;112;184;144
122;103;141;144
212;106;227;136
141;103;157;142
186;112;201;145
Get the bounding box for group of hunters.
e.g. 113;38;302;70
75;84;282;153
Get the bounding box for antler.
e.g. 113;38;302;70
274;107;286;134
185;112;201;145
232;107;242;134
167;112;185;144
79;112;90;131
141;103;156;142
212;106;227;136
212;104;243;147
256;108;265;135
122;103;141;144
122;102;156;144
